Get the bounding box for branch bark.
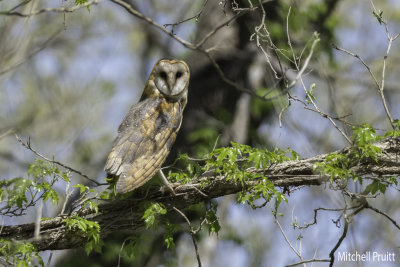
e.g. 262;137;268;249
1;138;399;252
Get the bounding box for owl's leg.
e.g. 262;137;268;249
158;169;176;196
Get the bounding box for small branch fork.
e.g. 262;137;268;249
332;4;399;130
285;192;400;267
282;7;352;144
14;133;103;186
328;213;349;267
163;0;209;33
173;207;202;267
275;215;330;267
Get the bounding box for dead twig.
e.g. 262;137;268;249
173;207;202;267
0;31;61;76
14;133;103;186
0;0;100;17
164;0;209;32
328;213;349;267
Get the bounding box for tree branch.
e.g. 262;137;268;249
1;138;399;251
0;0;100;17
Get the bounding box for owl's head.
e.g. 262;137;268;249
151;59;190;101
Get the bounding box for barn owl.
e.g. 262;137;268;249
104;59;190;194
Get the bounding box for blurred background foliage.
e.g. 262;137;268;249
1;0;400;266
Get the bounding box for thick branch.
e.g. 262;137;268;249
1;138;399;251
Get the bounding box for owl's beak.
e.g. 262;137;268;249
167;74;176;93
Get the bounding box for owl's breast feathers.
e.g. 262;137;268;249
104;96;185;193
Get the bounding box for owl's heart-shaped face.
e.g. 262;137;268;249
153;59;190;100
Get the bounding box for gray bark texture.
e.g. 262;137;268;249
1;137;399;251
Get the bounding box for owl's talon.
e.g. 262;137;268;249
158;169;177;196
160;183;177;196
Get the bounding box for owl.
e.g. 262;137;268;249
104;59;190;194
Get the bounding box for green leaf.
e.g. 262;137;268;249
86;200;99;213
99;190;111;200
306;83;316;104
163;221;178;249
122;236;143;260
206;203;220;235
373;10;384;24
365;181;379;194
42;187;59;205
385;119;400;137
6;178;33;208
61;172;71;183
142;202;167;229
0;239;44;267
63;215;101;255
84;241;93;256
75;0;91;11
288;149;300;160
74;184;89;194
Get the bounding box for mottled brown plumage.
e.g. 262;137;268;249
105;59;189;193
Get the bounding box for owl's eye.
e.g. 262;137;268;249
160;71;167;79
175;71;182;79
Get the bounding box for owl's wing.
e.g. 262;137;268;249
104;98;183;193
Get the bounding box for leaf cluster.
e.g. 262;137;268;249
170;142;296;208
0;239;43;267
315;124;399;194
205;142;292;207
64;215;103;255
140;202;180;250
0;159;70;217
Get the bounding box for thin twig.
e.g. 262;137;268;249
0;217;4;235
296;207;344;230
204;52;255;96
45;252;53;267
60;181;73;215
8;0;34;12
294;37;352;144
34;201;43;240
0;0;100;17
195;10;246;49
164;0;209;30
286;258;330;267
117;238;128;267
303;107;356;126
173;207;202;267
110;0;195;49
278;97;290;127
288;30;352;143
332;42;395;129
0;31;61;76
250;0;279;79
14;133;102;186
0;130;13;140
332;44;380;88
366;204;400;230
329;213;349;267
275;218;305;266
370;3;398;128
